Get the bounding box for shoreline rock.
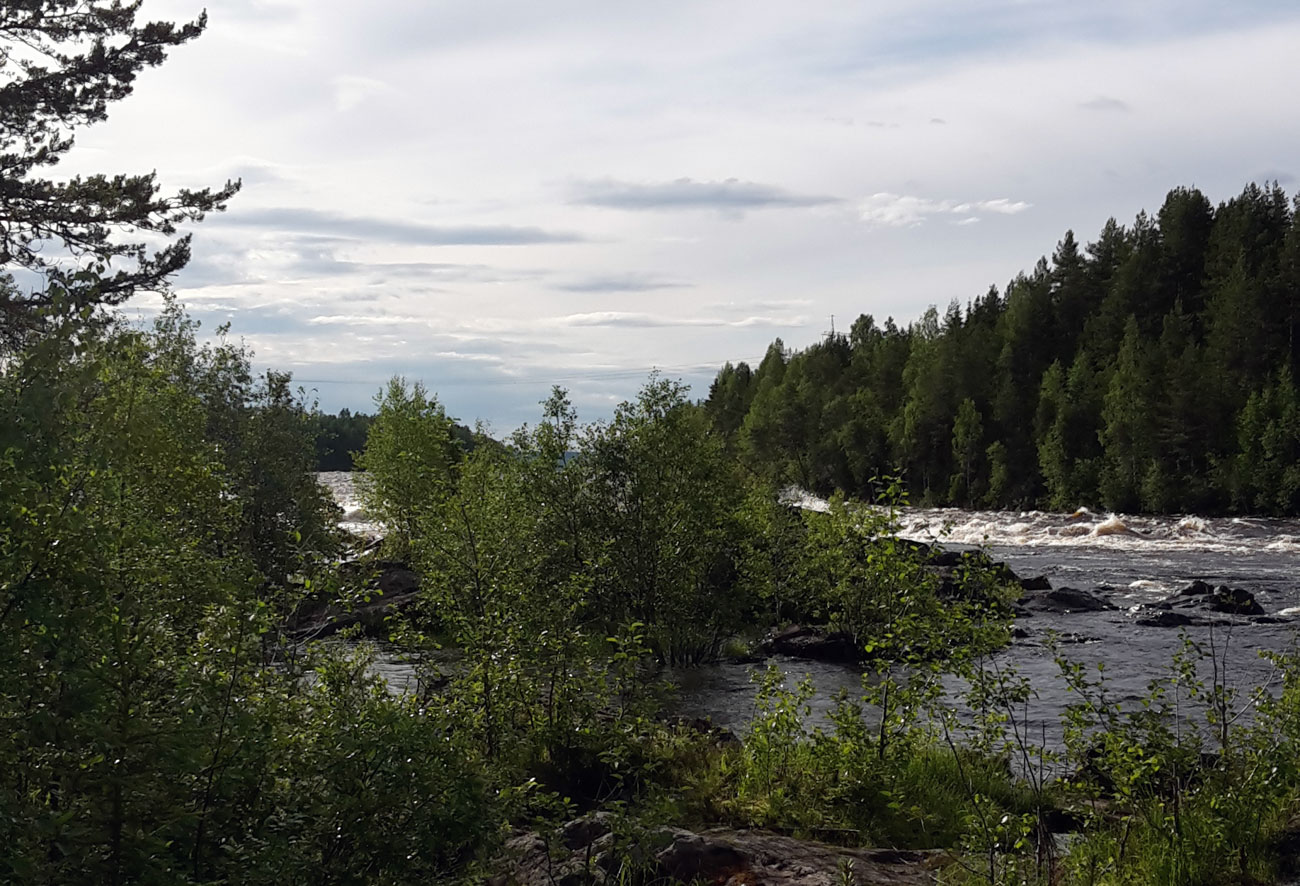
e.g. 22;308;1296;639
287;559;421;639
494;820;947;886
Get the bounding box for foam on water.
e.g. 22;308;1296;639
319;472;383;537
1092;514;1132;537
778;487;1300;558
1175;516;1211;535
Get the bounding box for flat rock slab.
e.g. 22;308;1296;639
495;824;946;886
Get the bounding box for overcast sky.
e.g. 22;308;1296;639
72;0;1300;430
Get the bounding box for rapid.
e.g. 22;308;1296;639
320;473;1300;746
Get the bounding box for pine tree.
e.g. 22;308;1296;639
0;1;239;341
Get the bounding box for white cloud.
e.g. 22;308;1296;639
332;75;392;111
860;193;1032;228
553;311;807;329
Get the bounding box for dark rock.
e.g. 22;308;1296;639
655;830;749;883
671;717;742;749
1205;585;1264;616
561;812;613;850
766;626;859;663
1162;584;1265;617
897;538;933;558
1137;610;1199;628
929;549;965;568
770;624;812;643
1019;587;1117;614
288;562;422;639
497;825;946;886
1040;807;1084;834
1019;575;1052;592
376;565;419;595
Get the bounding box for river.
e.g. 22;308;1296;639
318;473;1300;750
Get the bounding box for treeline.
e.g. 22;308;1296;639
707;182;1300;515
311;409;473;470
312;408;373;470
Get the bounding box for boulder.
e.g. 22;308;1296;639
1136;610;1199;628
655;830;750;883
1018;587;1117;614
1019;575;1052;592
1161;583;1264;617
1177;579;1215;596
288;562;422;639
1205;585;1265;616
765;626;859;663
561;812;614;851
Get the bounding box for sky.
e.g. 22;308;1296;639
57;0;1300;431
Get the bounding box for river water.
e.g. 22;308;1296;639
319;473;1300;749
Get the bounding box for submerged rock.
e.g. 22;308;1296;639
1135;610;1200;628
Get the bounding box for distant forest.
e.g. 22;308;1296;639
313;410;473;470
704;183;1300;515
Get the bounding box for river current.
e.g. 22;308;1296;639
318;472;1300;748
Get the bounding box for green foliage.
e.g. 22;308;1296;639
0;297;493;884
587;374;752;664
354;377;463;557
0;2;239;340
704;182;1300;515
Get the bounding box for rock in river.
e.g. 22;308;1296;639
1018;586;1118;614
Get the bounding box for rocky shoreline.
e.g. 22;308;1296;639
494;814;947;886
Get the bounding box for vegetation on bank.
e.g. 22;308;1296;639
704;183;1300;515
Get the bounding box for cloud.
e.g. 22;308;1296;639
1080;96;1131;112
570;178;840;213
555;272;691;293
215;207;585;245
860;193;1032;228
307;314;427;327
333;75;393;111
553;311;806;328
